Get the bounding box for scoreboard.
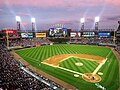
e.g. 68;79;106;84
116;31;120;37
116;31;120;44
82;32;95;37
21;33;33;38
70;32;81;37
49;28;67;37
98;32;111;38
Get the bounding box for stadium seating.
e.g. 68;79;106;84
0;44;62;90
9;38;52;47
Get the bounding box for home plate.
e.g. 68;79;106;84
74;74;79;77
98;72;103;75
75;62;83;66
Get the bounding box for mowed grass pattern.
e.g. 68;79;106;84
59;57;99;73
16;44;119;90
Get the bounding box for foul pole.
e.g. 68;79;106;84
6;31;9;48
113;30;116;44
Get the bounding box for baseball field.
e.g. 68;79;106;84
16;44;119;90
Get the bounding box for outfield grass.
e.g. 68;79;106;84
16;44;119;90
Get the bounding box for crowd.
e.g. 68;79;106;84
70;37;115;45
70;37;120;54
8;36;116;47
9;38;52;47
115;45;120;54
98;37;114;44
0;36;120;90
0;44;62;90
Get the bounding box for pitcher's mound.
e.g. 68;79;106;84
75;62;83;66
82;73;101;83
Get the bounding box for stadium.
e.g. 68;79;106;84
0;20;120;90
0;1;120;90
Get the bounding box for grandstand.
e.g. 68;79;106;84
0;24;120;90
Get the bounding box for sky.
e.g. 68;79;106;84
0;0;120;31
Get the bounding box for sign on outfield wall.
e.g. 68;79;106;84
36;33;46;38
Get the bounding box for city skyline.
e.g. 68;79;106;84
0;0;120;30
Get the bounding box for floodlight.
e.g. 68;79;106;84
80;18;85;23
31;17;36;23
95;16;100;22
16;16;21;22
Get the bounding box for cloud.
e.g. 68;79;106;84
0;9;3;11
21;22;28;25
106;15;120;21
16;12;31;16
0;0;119;8
0;0;119;30
106;0;120;6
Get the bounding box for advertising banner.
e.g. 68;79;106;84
70;32;77;37
36;33;46;38
70;32;81;37
2;30;17;33
21;33;33;38
82;32;95;37
98;32;111;38
116;31;120;37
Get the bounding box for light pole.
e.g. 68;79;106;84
31;17;36;38
16;16;21;31
118;21;120;30
116;21;120;44
95;16;100;30
80;18;85;31
31;17;36;32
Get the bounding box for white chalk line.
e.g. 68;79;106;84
57;66;83;76
41;62;84;76
92;50;111;75
42;52;111;77
92;58;107;75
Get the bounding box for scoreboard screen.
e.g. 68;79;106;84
98;32;111;38
49;28;67;37
116;31;120;37
21;33;33;38
82;32;95;37
70;32;81;37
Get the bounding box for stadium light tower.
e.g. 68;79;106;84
80;18;85;31
95;16;100;30
16;16;21;31
31;17;36;32
118;21;120;31
31;17;36;38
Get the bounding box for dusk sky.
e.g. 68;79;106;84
0;0;120;31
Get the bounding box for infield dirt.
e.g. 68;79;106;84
42;54;105;66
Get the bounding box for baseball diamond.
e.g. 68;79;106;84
16;44;119;90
